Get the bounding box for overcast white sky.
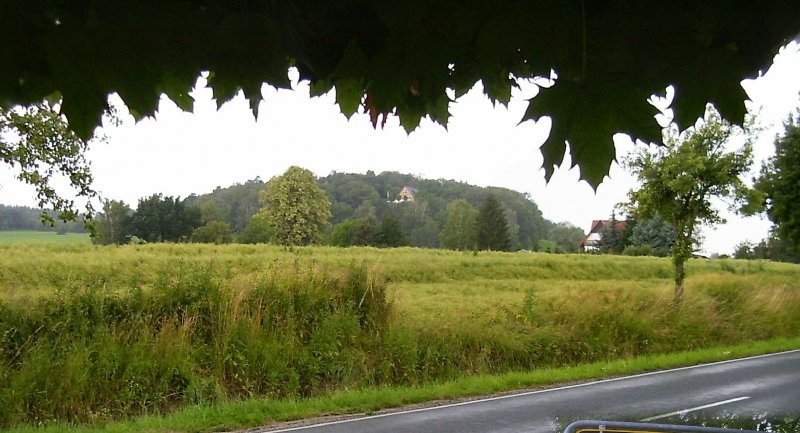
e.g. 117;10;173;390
1;43;799;255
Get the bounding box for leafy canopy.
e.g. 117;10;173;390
259;166;332;246
625;109;753;299
2;2;797;186
754;115;800;248
0;102;96;224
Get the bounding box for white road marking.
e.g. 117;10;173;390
639;396;751;422
260;349;798;432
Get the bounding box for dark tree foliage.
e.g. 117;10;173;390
733;234;800;263
375;214;408;247
476;194;511;251
329;217;378;247
129;194;202;242
755;115;800;248
619;214;636;250
599;211;624;254
628;213;676;257
3;3;795;187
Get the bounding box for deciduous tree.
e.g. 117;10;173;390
129;194;202;243
440;199;478;251
625;110;753;300
191;220;233;244
91;200;132;245
238;213;275;244
0;102;97;224
259;166;331;246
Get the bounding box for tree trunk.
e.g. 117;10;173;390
674;258;685;302
672;221;691;303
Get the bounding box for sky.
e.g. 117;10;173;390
1;43;799;255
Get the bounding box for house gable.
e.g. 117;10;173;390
578;219;627;251
395;186;417;202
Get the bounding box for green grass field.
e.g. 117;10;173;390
0;231;90;244
1;243;799;431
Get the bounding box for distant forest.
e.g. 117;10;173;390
0;205;86;233
185;171;560;250
1;171;588;252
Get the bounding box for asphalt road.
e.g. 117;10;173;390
258;350;800;433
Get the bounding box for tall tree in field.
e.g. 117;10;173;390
91;200;132;245
260;166;331;246
440;199;478;250
753;115;800;248
129;194;202;242
476;194;511;251
625;110;753;301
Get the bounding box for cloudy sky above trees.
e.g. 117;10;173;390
1;43;799;255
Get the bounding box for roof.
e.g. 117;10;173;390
578;219;628;249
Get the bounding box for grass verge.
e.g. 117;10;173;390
4;336;799;433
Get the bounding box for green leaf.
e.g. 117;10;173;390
522;83;577;181
334;79;364;119
427;94;451;127
241;82;263;118
309;80;334;97
397;97;426;133
481;73;513;107
209;75;241;110
160;72;196;112
524;78;661;188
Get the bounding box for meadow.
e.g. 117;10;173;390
0;231;90;245
1;243;799;429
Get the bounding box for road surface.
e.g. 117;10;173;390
258;350;800;433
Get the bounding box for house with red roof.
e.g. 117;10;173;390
578;219;627;252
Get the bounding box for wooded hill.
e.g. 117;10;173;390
185;171;555;250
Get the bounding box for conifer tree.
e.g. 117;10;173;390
475;194;511;251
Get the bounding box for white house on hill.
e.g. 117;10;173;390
393;186;417;203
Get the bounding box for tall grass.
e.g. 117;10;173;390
0;262;390;426
1;244;800;427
